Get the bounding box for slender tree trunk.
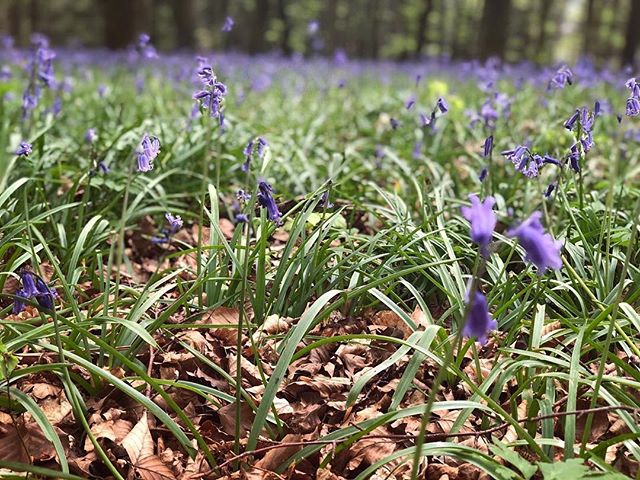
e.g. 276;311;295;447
29;0;40;35
248;0;269;53
103;0;140;50
370;0;380;58
478;0;512;59
414;0;434;57
276;0;291;55
172;0;196;49
622;0;640;66
8;0;23;45
582;0;597;55
535;0;553;59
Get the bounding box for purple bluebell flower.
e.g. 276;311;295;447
257;181;283;224
85;128;97;144
627;97;640;117
235;213;248;223
308;20;320;35
462;291;497;345
193;63;228;119
242;139;254;172
15;142;32;156
461;194;496;256
256;137;268;157
0;66;11;81
390;118;400;130
507;212;562;273
412;141;422;159
405;97;415;110
564;110;580;130
222;16;234;32
152;212;183;244
548;65;573;90
568;143;581;172
13;270;56;314
165;213;183;233
544;183;556;197
135;33;157;59
375;144;385;158
436;97;448;113
137;135;160;172
320;190;334;209
97;161;110;174
483;136;493;157
419;112;433;127
237;190;251;202
542;154;560;166
479;168;488;182
594;100;601;117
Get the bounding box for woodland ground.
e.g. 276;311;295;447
0;47;639;479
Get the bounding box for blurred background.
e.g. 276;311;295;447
1;0;639;66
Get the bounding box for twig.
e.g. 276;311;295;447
217;404;640;470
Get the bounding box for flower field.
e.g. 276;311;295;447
1;35;640;479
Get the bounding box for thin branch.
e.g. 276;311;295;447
217;404;640;470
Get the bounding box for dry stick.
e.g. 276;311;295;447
216;404;640;470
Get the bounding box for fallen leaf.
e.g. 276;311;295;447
121;412;176;480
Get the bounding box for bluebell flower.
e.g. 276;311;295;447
405;97;415;110
256;137;268;157
548;65;573;90
436;97;448;113
544;183;556;197
564;110;580;130
308;20;320;35
85;128;97;144
242;140;254;172
235;213;248;223
193;64;228;119
479;168;488;182
627;97;640;117
568;143;581;172
320;190;334;208
390;118;399;129
237;190;251;202
257;181;283;224
152;212;183;244
15;142;32;156
137;135;160;172
461;194;496;256
419;112;432;127
97;161;110;174
13;270;56;314
462;291;497;345
483;136;493;157
507;212;562;273
222;16;234;32
412;141;422;159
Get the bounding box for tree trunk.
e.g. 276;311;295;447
370;0;380;58
622;0;640;66
247;0;269;53
582;0;597;55
414;0;433;57
172;0;196;49
478;0;512;59
8;0;23;45
276;0;291;55
535;0;553;59
103;0;140;50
